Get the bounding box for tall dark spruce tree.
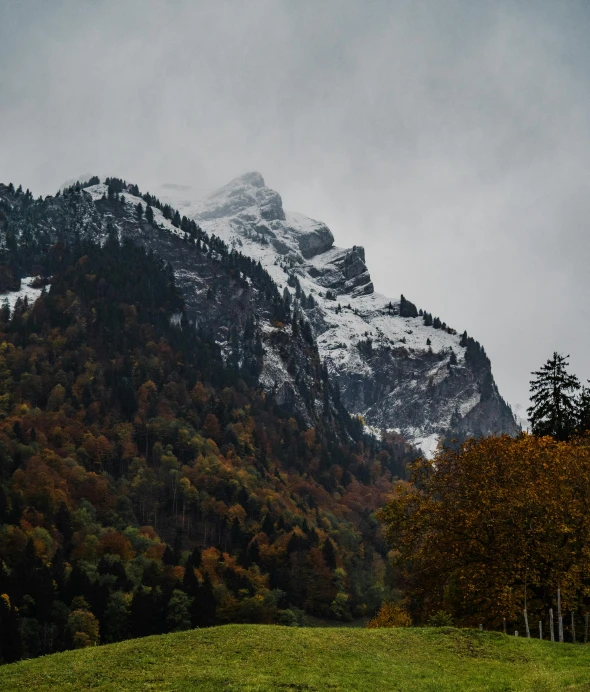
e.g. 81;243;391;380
577;385;590;434
528;352;580;441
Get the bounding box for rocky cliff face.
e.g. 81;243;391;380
156;173;519;455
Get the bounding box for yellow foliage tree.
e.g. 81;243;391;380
68;608;100;647
367;602;412;628
378;434;590;627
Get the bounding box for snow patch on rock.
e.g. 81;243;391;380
0;277;43;312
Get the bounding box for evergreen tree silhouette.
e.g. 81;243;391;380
577;384;590;433
528;352;580;440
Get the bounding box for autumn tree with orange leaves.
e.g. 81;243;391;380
378;433;590;630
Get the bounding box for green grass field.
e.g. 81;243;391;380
1;625;590;691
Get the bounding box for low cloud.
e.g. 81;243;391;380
1;0;589;409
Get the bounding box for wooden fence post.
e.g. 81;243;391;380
571;612;576;643
503;617;507;635
558;588;564;643
524;609;530;638
539;621;543;640
550;608;555;642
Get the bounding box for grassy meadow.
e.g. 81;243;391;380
1;624;590;691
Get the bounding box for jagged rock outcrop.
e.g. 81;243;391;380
198;172;286;222
307;245;374;296
156;173;518;455
296;225;334;259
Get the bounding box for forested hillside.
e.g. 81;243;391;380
0;182;415;662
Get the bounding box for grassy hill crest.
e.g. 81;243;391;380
1;624;590;691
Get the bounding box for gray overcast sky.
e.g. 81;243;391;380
1;0;589;413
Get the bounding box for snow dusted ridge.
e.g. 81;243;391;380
149;172;517;456
0;277;43;313
84;184;190;241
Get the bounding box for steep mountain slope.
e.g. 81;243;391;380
0;181;354;433
80;182;355;432
156;173;519;454
0;178;414;481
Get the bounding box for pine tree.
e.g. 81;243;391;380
194;572;216;626
261;512;274;536
577;384;590;433
528;352;580;441
0;594;22;663
173;528;183;565
282;286;291;309
1;299;10;325
399;294;418;318
162;545;175;566
55;502;73;549
322;538;337;569
166;589;193;631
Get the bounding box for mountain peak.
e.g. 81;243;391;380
227;171;265;189
195;171;284;222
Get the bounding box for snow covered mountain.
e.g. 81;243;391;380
0;173;518;455
154;172;519;455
